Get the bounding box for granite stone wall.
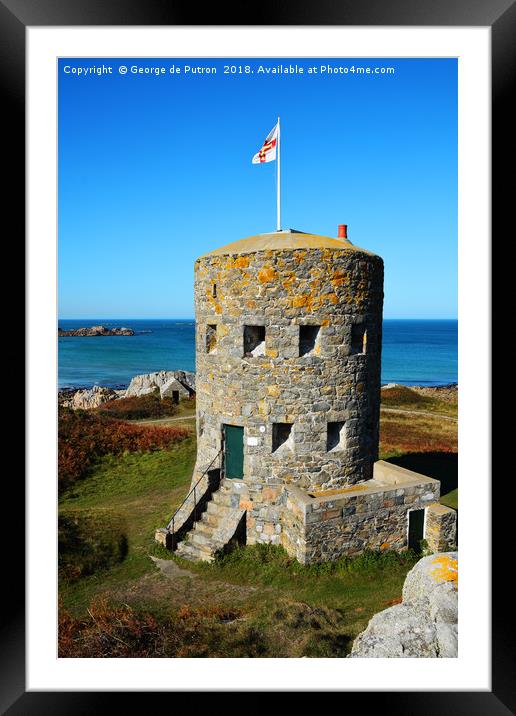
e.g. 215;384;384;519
193;245;384;501
425;503;458;553
281;477;441;564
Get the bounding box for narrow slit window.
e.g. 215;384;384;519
212;283;217;298
206;324;217;353
351;324;367;355
272;423;293;453
243;325;266;357
327;421;346;452
299;325;321;357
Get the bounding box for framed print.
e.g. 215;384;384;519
4;0;513;709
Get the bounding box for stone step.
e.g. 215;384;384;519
206;501;231;517
200;511;221;527
194;520;218;537
176;542;215;563
212;492;235;507
173;483;246;563
190;532;220;552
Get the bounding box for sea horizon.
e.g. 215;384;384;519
58;318;458;390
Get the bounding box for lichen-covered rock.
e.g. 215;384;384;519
124;370;195;398
348;552;458;658
59;385;119;410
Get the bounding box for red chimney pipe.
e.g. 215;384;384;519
338;224;348;239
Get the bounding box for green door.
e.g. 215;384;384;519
224;424;244;479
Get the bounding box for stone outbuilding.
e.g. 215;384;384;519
156;226;457;562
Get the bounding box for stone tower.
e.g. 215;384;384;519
157;226;457;563
193;226;384;492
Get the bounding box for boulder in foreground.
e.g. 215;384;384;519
348;552;458;658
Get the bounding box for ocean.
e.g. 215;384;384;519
58;319;457;389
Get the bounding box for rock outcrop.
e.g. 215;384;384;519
59;385;122;410
123;370;195;399
348;552;458;658
58;325;134;337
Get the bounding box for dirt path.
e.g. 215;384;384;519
380;407;457;422
124;556;260;607
135;415;196;425
150;555;199;579
142;409;457;425
110;556;259;610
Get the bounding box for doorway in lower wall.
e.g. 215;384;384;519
408;508;426;552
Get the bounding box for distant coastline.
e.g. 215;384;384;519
58;324;134;337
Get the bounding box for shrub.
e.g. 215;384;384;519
98;392;178;420
58;407;189;492
59;599;163;658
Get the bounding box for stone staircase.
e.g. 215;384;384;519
175;479;246;562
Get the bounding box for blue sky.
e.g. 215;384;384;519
58;58;457;319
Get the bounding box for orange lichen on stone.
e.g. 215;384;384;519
319;293;339;305
258;399;269;416
224;255;250;270
258;266;278;283
283;274;297;290
214;304;222;314
239;499;253;511
430;555;458;586
292;294;311;308
380;542;391;551
331;270;349;288
267;385;280;397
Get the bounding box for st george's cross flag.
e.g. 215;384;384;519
252;122;279;164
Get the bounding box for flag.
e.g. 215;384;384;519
252;122;278;164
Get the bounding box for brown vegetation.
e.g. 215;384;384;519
97;392;179;420
58;407;189;492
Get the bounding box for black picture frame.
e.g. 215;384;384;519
5;0;512;710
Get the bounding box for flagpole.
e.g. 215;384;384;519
276;116;281;231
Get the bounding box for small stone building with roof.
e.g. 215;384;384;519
156;226;456;563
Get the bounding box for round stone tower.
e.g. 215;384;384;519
192;226;384;495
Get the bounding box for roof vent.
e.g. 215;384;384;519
338;224;348;239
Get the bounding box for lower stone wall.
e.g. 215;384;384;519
157;461;457;565
425;503;457;552
280;461;443;564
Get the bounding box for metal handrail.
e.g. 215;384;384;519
166;449;222;537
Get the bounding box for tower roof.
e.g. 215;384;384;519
199;229;377;259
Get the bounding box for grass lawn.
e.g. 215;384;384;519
59;387;457;657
